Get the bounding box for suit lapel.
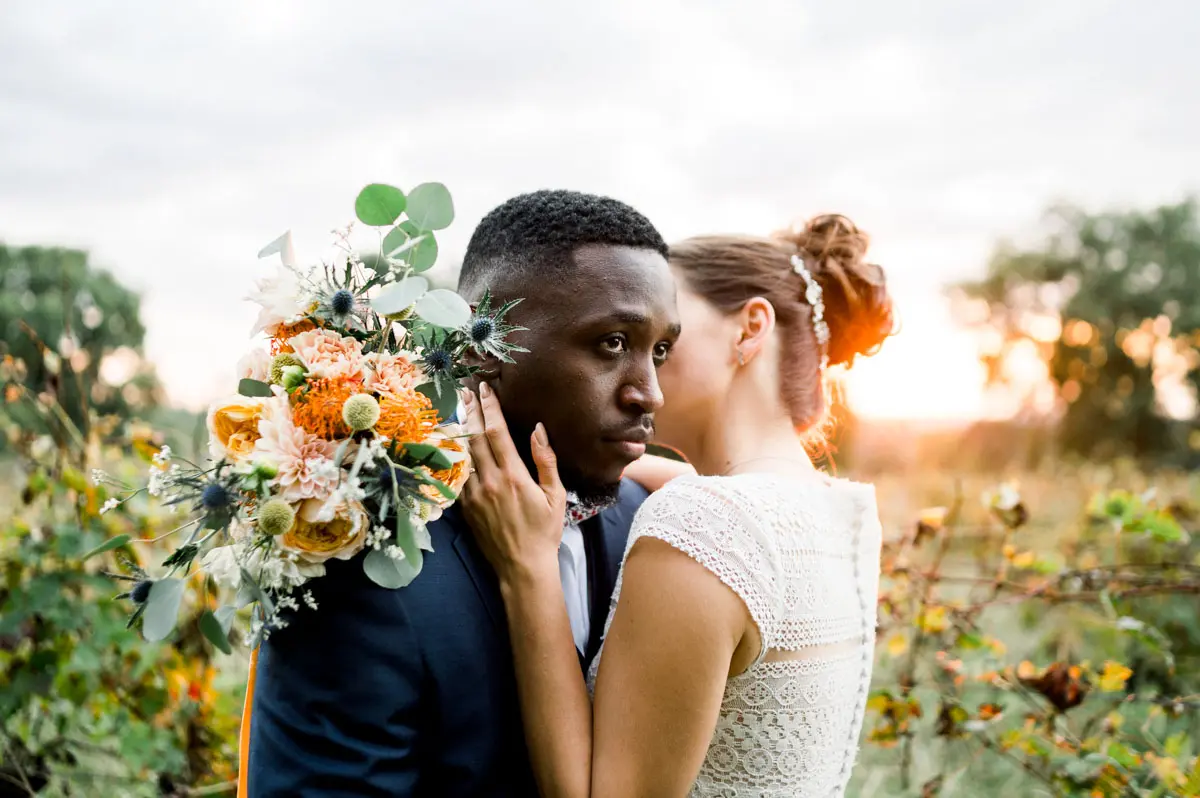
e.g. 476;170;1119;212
445;508;505;633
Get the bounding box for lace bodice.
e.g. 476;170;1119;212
587;473;882;798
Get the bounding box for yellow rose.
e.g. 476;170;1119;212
279;498;368;563
207;396;270;461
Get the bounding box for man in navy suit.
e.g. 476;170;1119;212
248;190;681;796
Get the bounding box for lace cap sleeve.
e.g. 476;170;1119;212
629;476;780;649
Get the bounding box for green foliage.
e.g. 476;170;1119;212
0;403;237;794
858;474;1200;796
955;199;1200;467
353;183;407;226
405;182;455;231
0;245;162;439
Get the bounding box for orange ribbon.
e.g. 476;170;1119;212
236;647;260;798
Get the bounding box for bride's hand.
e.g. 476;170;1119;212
460;383;566;587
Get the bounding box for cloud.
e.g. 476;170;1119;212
1;0;1197;409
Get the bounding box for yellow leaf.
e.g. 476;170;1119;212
986;637;1008;657
1002;543;1017;560
886;633;909;658
918;606;949;634
1012;551;1036;569
1097;661;1133;693
1147;754;1185;787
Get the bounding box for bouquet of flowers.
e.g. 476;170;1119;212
92;182;523;649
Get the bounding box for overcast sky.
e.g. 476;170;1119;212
2;1;1197;417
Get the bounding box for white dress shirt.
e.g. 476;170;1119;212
558;521;590;654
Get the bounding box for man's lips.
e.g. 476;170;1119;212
603;427;652;459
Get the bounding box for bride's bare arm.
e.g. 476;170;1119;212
461;386;752;798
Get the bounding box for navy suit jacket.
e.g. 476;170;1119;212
247;479;649;797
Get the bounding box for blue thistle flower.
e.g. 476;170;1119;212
331;289;355;316
201;482;231;510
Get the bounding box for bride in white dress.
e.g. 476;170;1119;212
461;214;895;797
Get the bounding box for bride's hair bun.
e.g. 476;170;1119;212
774;214;894;367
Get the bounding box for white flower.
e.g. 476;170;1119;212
248;265;314;336
201;545;243;591
152;445;172;467
237;347;272;382
99;498;121;515
30;435;55;462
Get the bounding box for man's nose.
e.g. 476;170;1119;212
619;362;664;415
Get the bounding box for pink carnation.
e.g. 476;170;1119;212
363;351;420;398
287;329;365;381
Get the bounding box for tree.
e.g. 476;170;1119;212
954;199;1200;466
0;245;161;438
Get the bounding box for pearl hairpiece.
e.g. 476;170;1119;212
790;254;829;370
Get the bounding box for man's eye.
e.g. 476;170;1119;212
653;342;672;363
600;335;628;354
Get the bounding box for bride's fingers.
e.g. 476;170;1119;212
477;382;520;473
530;423;565;504
462;389;498;479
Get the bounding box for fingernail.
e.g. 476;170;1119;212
480;382;491;398
460;389;473;406
534;422;548;446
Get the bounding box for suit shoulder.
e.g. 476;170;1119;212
617;477;651;508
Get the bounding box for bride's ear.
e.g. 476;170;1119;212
735;297;776;365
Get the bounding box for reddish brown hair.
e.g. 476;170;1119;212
668;214;894;431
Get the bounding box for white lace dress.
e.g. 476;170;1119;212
587;473;882;798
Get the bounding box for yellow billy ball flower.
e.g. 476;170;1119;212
270;353;304;385
258;498;296;536
342;393;381;432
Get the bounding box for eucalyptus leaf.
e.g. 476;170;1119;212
402;442;454;470
424;476;457;502
239;568;275;618
372;276;429;316
142;578;186;642
199;610;233;655
381;226;410;257
415;289;471;328
394;511;425;567
83;533;130;561
355;184;407;226
214;605;237;636
418;380;458;423
406;182;455;230
257;231;297;267
363;548;422;589
409;231;439;273
238;378;274;398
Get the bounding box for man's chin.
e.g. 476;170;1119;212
558;463;623;506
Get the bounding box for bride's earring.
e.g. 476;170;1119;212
736;347;745;366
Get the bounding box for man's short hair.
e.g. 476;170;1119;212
458;189;668;298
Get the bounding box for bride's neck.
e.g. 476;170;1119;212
688;392;814;478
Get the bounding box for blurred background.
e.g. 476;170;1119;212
2;2;1199;796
